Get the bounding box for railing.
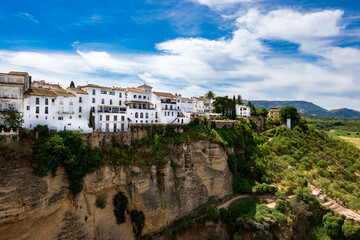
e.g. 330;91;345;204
98;109;127;113
58;111;74;114
128;107;155;110
161;108;181;111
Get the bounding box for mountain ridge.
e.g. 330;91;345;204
248;100;360;119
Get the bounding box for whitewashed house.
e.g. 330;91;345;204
236;105;251;118
152;92;190;124
0;72;31;122
125;85;157;125
181;97;195;114
193;97;212;116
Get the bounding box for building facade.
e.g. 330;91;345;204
268;107;280;120
236;105;251;118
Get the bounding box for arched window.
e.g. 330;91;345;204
170;105;173;110
165;105;168;110
172;112;174;116
140;113;143;118
135;112;138;118
145;113;149;119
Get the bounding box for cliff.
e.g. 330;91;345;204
0;140;232;240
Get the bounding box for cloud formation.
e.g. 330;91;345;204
16;12;39;23
2;8;360;110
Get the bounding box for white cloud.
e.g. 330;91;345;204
2;8;360;111
16;12;39;23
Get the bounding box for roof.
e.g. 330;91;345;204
32;81;61;89
126;87;147;93
270;107;279;110
51;89;76;97
112;87;125;91
153;91;175;98
8;71;29;76
100;87;114;92
137;84;153;89
236;105;248;108
79;84;101;89
24;88;57;98
181;97;193;102
195;97;208;101
66;87;88;95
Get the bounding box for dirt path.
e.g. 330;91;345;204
217;194;276;209
310;185;360;221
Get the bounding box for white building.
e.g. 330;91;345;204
125;85;157;125
0;72;31;122
181;97;194;114
236;105;251;118
193;97;212;116
152;92;190;124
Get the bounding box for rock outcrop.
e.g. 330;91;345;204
0;140;232;240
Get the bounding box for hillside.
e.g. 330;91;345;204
249;100;360;119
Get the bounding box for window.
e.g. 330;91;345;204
114;116;117;121
164;112;166;116
100;115;103;121
92;98;95;103
109;92;115;95
172;112;174;116
106;115;110;121
69;107;73;113
45;98;48;105
119;92;122;97
140;113;143;118
110;99;113;105
119;100;122;105
59;99;63;105
36;115;38;118
59;107;64;113
27;106;30;110
79;97;82;103
36;106;39;114
114;123;117;131
145;113;148;119
143;96;146;99
101;90;107;94
79;106;82;113
134;95;137;98
36;98;39;105
121;116;125;121
58;117;63;120
79;115;82;118
70;116;72;119
45;107;48;114
52;99;55;103
69;100;73;106
91;107;95;112
45;116;47;120
135;112;138;118
101;99;104;104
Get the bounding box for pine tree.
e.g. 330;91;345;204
70;81;75;88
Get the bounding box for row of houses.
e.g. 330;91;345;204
0;71;251;133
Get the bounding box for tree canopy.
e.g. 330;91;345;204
1;104;24;130
280;106;300;125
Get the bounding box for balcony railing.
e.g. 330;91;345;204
161;108;181;111
128;106;155;110
58;111;74;114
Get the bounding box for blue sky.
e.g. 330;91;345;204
1;0;360;110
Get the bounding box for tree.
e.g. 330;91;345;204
204;91;215;100
279;106;300;125
246;100;257;116
235;95;243;105
1;104;24;130
70;81;75;88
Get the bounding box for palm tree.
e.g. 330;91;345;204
204;91;215;100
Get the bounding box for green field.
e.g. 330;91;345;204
327;129;360;148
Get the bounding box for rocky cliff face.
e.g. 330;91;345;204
0;140;232;240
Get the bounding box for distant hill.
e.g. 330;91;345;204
247;100;360;119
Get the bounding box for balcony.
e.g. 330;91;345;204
58;111;74;114
161;108;181;111
161;99;176;104
128;106;155;110
98;107;126;113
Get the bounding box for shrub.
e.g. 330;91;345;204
95;194;107;209
113;192;128;224
130;210;145;237
342;220;360;240
252;182;278;194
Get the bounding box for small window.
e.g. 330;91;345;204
145;113;148;119
140;113;143;118
110;99;113;105
36;98;39;105
101;90;107;94
119;92;122;97
121;116;125;121
79;97;82;103
52;99;55;103
109;92;115;95
79;115;82;118
143;96;146;99
36;106;39;114
119;100;122;105
100;115;102;121
79;106;82;113
92;98;95;103
135;112;138;118
27;106;30;110
114;116;117;121
106;115;110;121
36;115;38;118
134;95;137;98
45;98;48;105
101;99;104;104
70;116;72;119
58;117;63;120
45;107;48;114
92;89;96;95
91;107;95;112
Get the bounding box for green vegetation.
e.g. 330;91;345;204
130;210;145;237
306;117;360;132
113;192;128;224
32;128;100;194
280;105;301;125
95;194;107;209
1;104;24;130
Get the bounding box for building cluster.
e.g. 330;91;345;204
1;71;250;133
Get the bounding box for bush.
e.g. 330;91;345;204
130;210;145;237
252;182;278;194
113;192;128;224
342;220;360;240
95;194;107;209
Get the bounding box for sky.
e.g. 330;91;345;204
1;0;360;110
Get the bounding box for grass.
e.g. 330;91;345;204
327;129;360;148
